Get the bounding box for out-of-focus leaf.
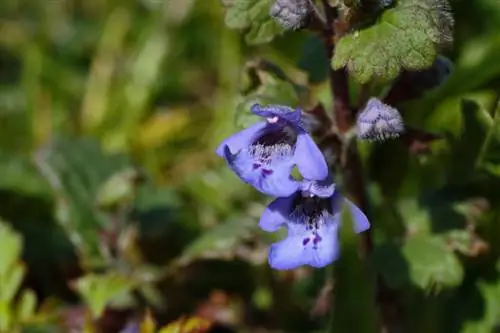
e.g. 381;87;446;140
136;109;190;149
0;152;49;197
34;137;131;267
476;98;500;177
80;7;130;133
297;35;329;84
178;218;256;265
373;242;409;289
448;99;492;183
221;0;284;44
235;63;301;128
398;198;432;234
16;289;37;322
1;264;25;303
96;168;138;209
332;204;378;332
73;273;136;318
103;26;169;152
403;235;464;290
157;316;212;333
0;220;23;276
333;0;453;83
139;310;156;333
461;278;500;333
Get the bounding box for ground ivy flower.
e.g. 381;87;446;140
259;179;370;270
216;104;328;197
356;97;404;141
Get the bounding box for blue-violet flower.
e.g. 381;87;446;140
216;104;328;197
259;179;370;270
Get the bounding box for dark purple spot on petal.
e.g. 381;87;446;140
252;163;261;170
313;234;322;245
302;238;310;246
262;169;273;176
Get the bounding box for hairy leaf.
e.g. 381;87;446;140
221;0;285;44
333;0;454;83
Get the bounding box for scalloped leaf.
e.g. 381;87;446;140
333;0;454;83
221;0;285;44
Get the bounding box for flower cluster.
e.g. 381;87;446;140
216;104;370;270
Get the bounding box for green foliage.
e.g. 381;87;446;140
1;0;500;332
221;0;285;44
34;137;131;267
333;0;454;83
0;221;39;332
403;235;463;291
235;61;302;128
73;272;136;318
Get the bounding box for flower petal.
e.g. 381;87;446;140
251;104;302;126
268;221;340;270
215;121;267;157
299;179;335;198
294;131;328;180
345;199;371;233
259;196;295;232
222;146;299;197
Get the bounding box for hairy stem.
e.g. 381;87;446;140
319;0;371;255
319;1;381;332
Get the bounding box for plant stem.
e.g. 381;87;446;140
319;1;380;332
320;0;352;134
319;0;371;254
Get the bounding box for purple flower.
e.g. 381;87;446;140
259;179;370;270
216;104;328;197
357;97;404;141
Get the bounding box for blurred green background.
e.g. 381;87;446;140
1;0;500;332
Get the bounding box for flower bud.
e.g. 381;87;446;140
270;0;311;30
357;97;404;141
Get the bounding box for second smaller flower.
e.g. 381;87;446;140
259;179;371;270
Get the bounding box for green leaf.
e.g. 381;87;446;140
0;220;23;276
332;204;378;332
461;278;500;333
0;263;25;303
333;0;453;83
16;289;37;323
221;0;285;45
33;137;131;267
73;272;136;318
448;99;492;183
96;168;138;209
372;242;409;289
476;99;500;177
403;235;464;291
178;218;256;265
235;65;301;128
0;152;49;197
